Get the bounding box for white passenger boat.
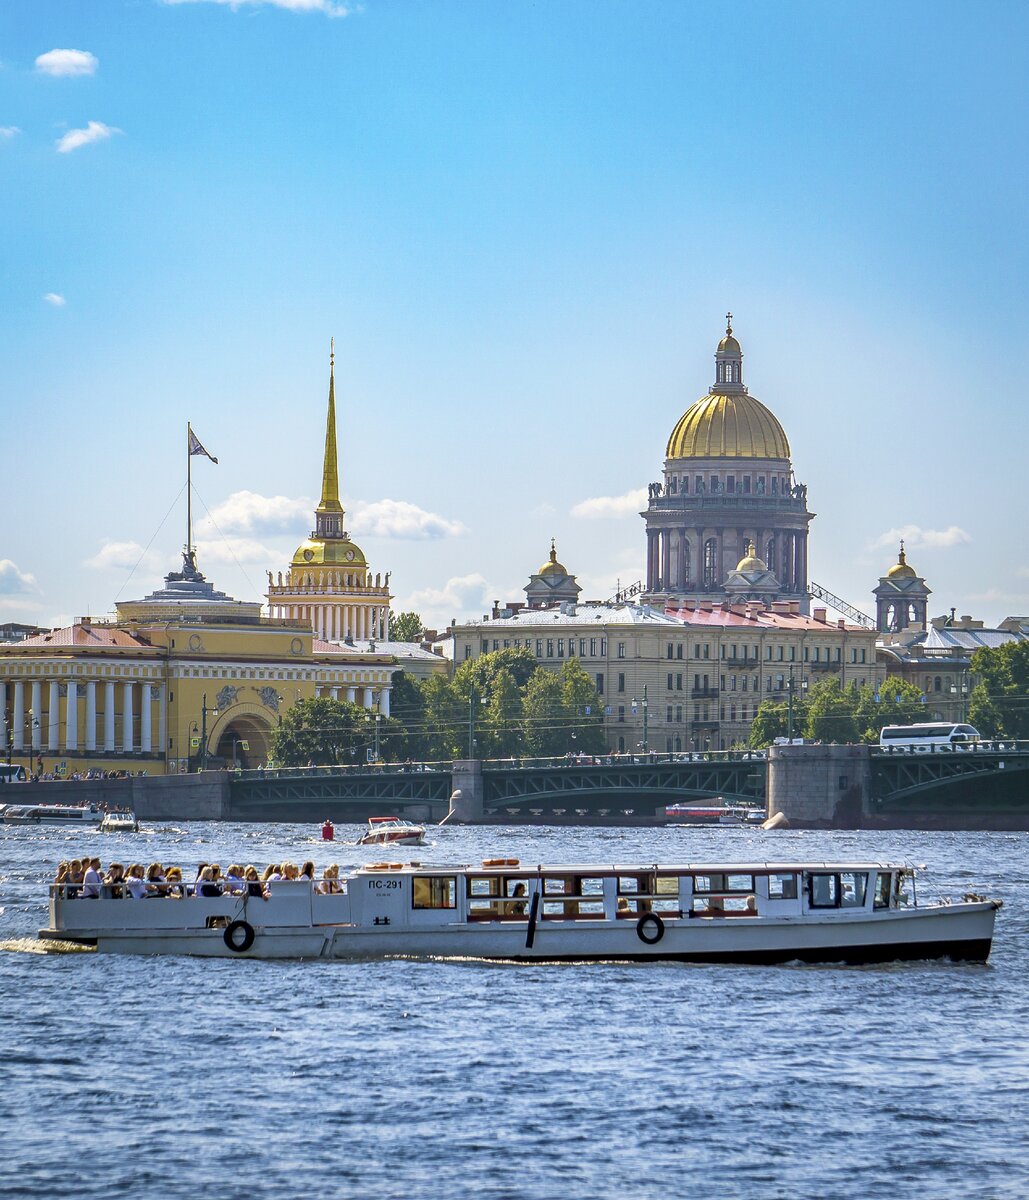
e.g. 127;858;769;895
666;802;766;825
100;809;140;833
356;816;426;846
39;859;1001;963
3;802;103;827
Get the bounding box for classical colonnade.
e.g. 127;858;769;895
646;528;808;594
316;684;391;716
1;678;165;756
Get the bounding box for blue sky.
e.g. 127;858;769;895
2;0;1027;631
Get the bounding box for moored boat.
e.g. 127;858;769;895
39;858;1001;963
356;816;426;846
665;801;766;825
3;802;103;827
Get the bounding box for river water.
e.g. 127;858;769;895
1;821;1027;1199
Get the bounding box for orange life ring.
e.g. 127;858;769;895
367;863;391;870
482;858;507;868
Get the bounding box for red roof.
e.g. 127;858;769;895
13;623;152;649
665;605;868;633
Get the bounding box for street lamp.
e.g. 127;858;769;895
950;675;969;722
365;710;382;763
786;666;808;743
631;684;649;754
191;693;218;772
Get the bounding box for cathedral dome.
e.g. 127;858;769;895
291;537;367;569
666;319;791;460
886;545;917;579
735;543;767;573
538;539;567;577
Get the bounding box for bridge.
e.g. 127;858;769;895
228;752;768;822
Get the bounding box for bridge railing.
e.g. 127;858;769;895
872;740;1029;756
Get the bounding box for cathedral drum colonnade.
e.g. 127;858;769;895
642;317;813;613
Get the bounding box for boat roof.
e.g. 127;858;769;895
354;861;912;875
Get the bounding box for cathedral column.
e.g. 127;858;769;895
140;683;153;753
85;681;97;752
48;681;60;752
104;681;116;751
646;531;658;591
379;687;390;718
66;680;78;751
12;681;24;751
669;534;680;593
31;681;43;750
661;531;671;591
122;682;134;752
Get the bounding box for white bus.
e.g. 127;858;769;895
0;764;27;784
879;723;980;751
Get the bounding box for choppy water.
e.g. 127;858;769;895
1;822;1028;1199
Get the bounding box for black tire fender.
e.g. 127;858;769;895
223;919;255;953
636;912;664;945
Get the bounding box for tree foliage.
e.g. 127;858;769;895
804;678;861;744
270;697;369;767
853;677;928;741
388;611;424;643
969;641;1029;738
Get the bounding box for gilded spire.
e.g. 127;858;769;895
317;338;343;516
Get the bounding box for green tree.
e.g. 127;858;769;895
969;641;1029;738
480;666;525;759
560;658;606;755
522;669;568;757
269;697;367;767
749;700;789;748
453;647;539;697
803;678;860;744
854;677;928;742
379;671;429;760
389;611;424;643
421;674;464;760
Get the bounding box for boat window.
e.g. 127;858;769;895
840;872;868;908
412;876;456;909
808;873;839;908
692;874;722;894
655;876;678;896
873;872;892;909
726;874;754;893
690;894;753;916
467;876;500;897
767;873;798;900
618;875;651;895
693;873;754;894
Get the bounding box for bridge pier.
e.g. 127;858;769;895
447;759;485;823
768;744;872;828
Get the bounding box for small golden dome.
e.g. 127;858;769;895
291;537;367;569
718;333;742;354
735;542;767;572
666;392;791;460
886;544;916;579
538;538;567;577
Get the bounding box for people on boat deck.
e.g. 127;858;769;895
224;865;245;894
81;858;102;899
125;865;148;900
104;862;126;899
196;866;222;898
299;861;315;882
146;863;168;896
509;882;527;915
244;866;269;900
745;895;758;915
318;865;342;894
261;864;278;884
54;858;353;900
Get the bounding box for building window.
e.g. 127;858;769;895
536;640;543;657
667;644;673;659
727;475;735;493
743;476;751;494
676;705;682;722
667;706;673;722
803;646;809;661
676;673;683;691
596;674;604;694
600;639;607;656
730;675;737;691
703;539;718;587
590;638;598;656
766;537;775;566
777;646;784;661
557;639;565;658
618;706;625;724
546;640;554;658
693;645;701;659
676;644;683;659
481;639;488;654
579;639;587;657
617;642;625;659
618;736;625;753
618;672;625;693
667;673;674;690
860;649;866;663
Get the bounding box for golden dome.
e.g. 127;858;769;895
735;542;767;572
886;544;916;579
539;538;567;577
718;333;742;354
291;537;367;569
666;392;791;460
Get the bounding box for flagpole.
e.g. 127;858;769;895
187;421;193;561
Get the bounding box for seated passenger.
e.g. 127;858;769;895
54;862;70;892
244;865;269;900
617;897;632;916
317;865;341;895
281;862;300;881
103;862;126;899
262;864;281;883
125;865;148;900
224;864;245;894
299;860;315;882
744;895;758;915
196;866;222;898
145;863;167;897
165;867;184;898
508;882;527;916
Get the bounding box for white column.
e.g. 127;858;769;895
0;682;6;747
85;682;97;751
31;681;43;750
122;681;134;752
346;686;356;704
48;681;60;752
379;687;390;717
363;686;374;710
140;683;153;753
66;680;78;751
104;681;116;751
383;607;391;643
330;687;340;700
13;681;24;751
159;687;167;756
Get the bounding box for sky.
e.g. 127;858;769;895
2;0;1027;633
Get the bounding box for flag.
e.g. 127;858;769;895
188;427;218;464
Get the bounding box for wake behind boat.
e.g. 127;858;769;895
356;816;426;847
40;858;1001;964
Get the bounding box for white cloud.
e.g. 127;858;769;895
196;490;312;538
571;487;647;519
35;49;99;77
163;0;354;15
1016;568;1029;580
56;121;119;154
398;574;494;627
870;524;972;551
530;502;556;519
0;560;39;595
0;126;20;139
85;541;162;572
43;292;66;307
350;499;466;541
964;587;1029;607
194;537;277;566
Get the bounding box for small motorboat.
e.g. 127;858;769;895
357;816;427;847
2;802;103;826
100;810;140;833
